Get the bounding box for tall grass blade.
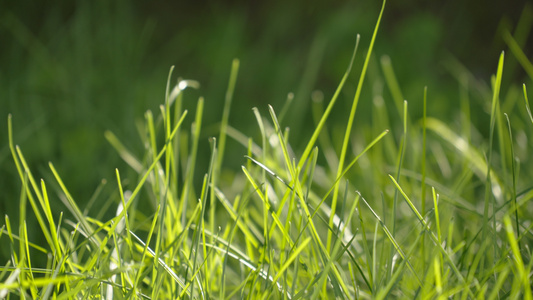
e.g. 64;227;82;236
504;114;520;248
327;0;386;253
503;215;532;299
481;51;504;273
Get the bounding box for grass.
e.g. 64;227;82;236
2;1;533;299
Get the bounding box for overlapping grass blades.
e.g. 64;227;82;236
2;0;533;298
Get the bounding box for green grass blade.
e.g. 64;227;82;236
49;162;99;248
40;180;62;258
327;0;386;253
391;100;408;236
420;87;428;272
388;176;471;295
132;205;160;296
375;229;423;300
425;117;503;189
380;55;404;117
481;51;504;273
179;97;204;227
357;200;374;293
266;237;311;299
503;30;533;80
360;194;422;288
296;35;360;170
523;84;533;125
211;59;240;266
503;215;532;299
216;58;239;175
104;131;143;173
504;113;520;248
18;173;28;270
241;166;294;248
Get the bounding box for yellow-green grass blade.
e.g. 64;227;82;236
244;155;293;190
114;168;134;257
251;107;269;274
9;116;56;254
214;187;260;248
316;193;361;298
22;222;38;298
49;162;100;248
432;187;445;281
210;59;239;278
504;113;521;248
0;274;71;290
503;215;532;299
128;229;189;292
245;150;348;296
390;100;408;241
92;111;189;281
433;256;443;299
40;179;62;259
18;173;28;269
481;51;504;274
179;97;204;228
132;204;159;295
306;130;389;224
241;166;294;249
179;244;216;299
268;105;296;182
262;237;311;300
250;130;388;296
215;58;239;178
420;87;428;272
219;194;246;299
296;35;360;171
279;173;301;279
357;199;374;293
523;84;533;125
188;138;216;298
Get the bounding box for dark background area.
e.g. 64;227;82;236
1;0;531;262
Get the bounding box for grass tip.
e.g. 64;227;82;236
287;92;294;100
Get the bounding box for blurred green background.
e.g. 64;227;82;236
0;0;530;261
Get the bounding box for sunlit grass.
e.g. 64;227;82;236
2;1;533;298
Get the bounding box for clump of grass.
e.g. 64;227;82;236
1;1;533;298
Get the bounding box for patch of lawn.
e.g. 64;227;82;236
1;1;532;298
